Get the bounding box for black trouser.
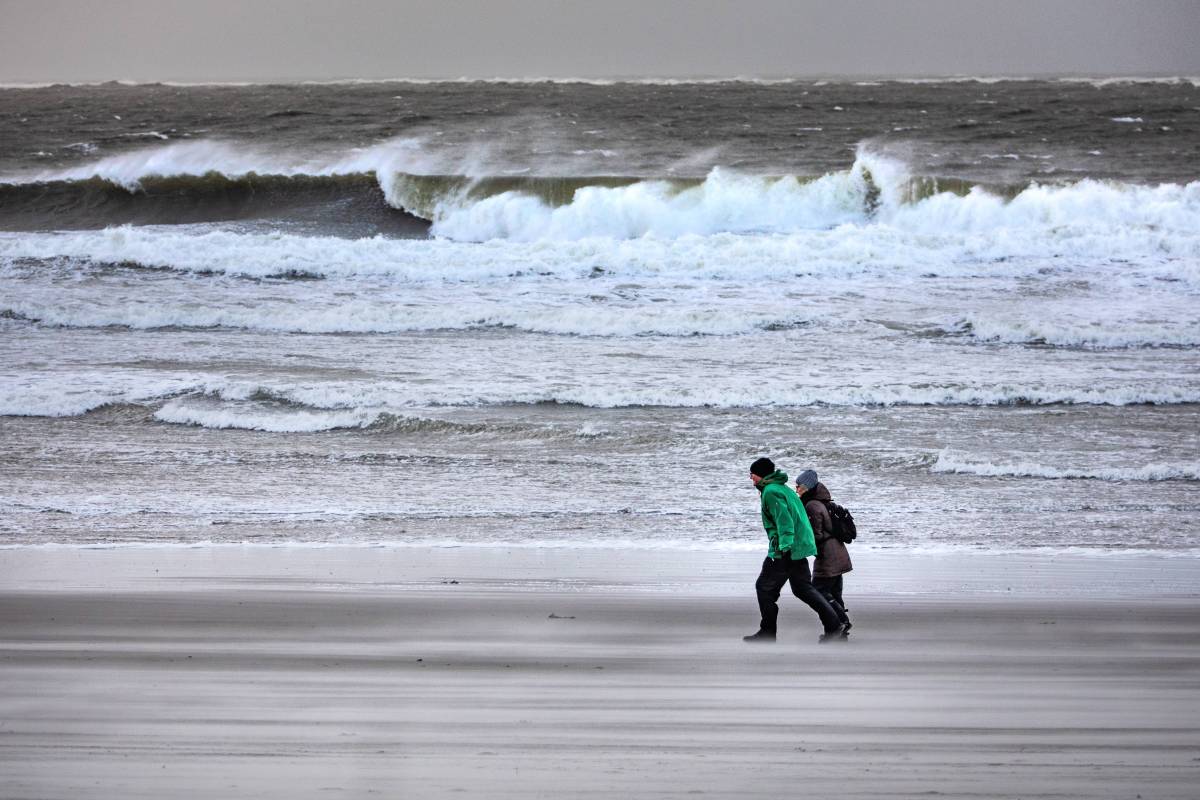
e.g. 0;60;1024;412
755;554;843;634
812;574;850;626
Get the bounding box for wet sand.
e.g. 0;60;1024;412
2;548;1199;799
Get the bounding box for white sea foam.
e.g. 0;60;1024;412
117;131;171;140
932;451;1200;481
153;398;377;433
27;140;304;189
0;382;1174;422
954;308;1200;349
0;389;121;418
1063;76;1200;88
9;136;433;190
424;156;1200;245
9;142;1200;252
411;384;1200;410
889;76;1200;88
0;295;814;337
883;177;1198;236
0;376;197;417
426;165;871;240
3;170;1198;281
6;377;1194;422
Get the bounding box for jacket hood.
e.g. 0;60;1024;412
755;470;790;491
810;482;832;502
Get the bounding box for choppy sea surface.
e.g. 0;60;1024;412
1;78;1198;553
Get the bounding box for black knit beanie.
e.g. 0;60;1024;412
749;457;775;478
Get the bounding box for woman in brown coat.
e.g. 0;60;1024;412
795;470;852;633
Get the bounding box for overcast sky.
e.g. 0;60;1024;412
2;0;1198;83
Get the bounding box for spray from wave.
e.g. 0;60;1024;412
3;175;1197;288
4;139;1196;248
417;152;1200;243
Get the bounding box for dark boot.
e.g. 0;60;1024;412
742;629;777;643
818;623;852;644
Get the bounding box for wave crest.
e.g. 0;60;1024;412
0;171;429;234
947;314;1200;350
931;450;1200;481
4;139;1198;251
4;377;1198;422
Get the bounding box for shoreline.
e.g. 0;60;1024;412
3;545;1199;598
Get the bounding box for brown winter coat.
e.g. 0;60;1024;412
804;482;853;578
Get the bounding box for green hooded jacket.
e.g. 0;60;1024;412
756;470;818;560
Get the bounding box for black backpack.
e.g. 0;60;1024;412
824;501;857;544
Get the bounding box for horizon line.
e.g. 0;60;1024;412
2;73;1199;89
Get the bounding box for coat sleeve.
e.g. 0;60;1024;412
805;500;828;544
766;491;797;555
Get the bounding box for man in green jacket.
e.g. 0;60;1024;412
744;457;847;643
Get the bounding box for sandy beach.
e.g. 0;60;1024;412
2;548;1198;799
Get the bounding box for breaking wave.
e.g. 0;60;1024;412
932;450;1200;481
0;296;814;337
0;172;430;235
416;157;1000;241
153;400;373;433
152;401;605;438
3;171;1198;285
7;139;1197;249
4;379;1199;424
947;314;1200;350
0;139;984;236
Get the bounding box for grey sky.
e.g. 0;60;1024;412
2;0;1198;83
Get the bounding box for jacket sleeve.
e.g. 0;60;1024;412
805;500;828;544
766;491;797;555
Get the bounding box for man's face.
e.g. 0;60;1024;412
750;472;762;486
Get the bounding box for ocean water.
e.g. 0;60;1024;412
1;79;1198;553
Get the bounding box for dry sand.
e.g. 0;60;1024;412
1;548;1199;799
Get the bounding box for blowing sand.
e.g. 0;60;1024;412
1;548;1198;799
